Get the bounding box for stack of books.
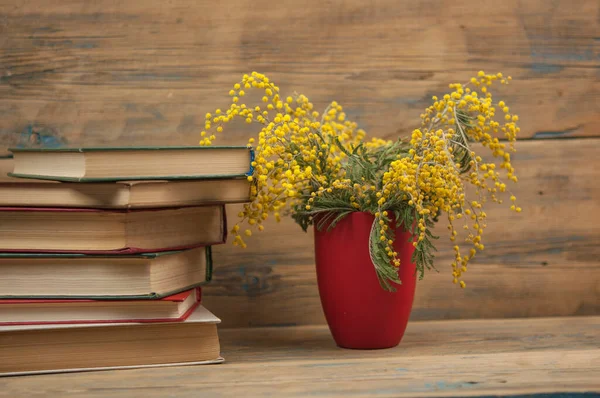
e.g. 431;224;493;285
0;146;253;376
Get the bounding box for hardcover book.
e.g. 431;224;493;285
0;305;223;377
0;288;202;326
0;246;213;299
8;145;254;182
0;205;226;253
0;178;252;208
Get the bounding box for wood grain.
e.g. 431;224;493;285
1;0;599;154
2;316;598;397
201;138;600;327
1;0;599;328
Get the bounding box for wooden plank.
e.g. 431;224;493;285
1;0;599;152
218;316;600;361
2;316;599;397
201;138;600;327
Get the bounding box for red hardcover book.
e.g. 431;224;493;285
0;288;202;326
0;205;227;253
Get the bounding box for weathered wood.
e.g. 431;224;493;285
202;138;600;327
1;0;599;328
1;0;599;153
2;316;599;397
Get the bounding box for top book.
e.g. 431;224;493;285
8;146;254;182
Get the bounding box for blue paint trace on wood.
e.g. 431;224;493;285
146;108;165;120
423;380;479;391
73;42;97;49
532;126;581;139
252;322;298;328
391;96;424;105
530;63;565;74
526;22;599;72
531;47;596;62
474;393;600;398
303;362;353;368
14;125;67;149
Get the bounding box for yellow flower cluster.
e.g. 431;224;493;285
200;71;521;289
199;72;380;248
381;71;520;287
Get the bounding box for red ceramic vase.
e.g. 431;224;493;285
314;211;417;349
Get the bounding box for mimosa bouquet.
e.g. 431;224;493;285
199;71;521;291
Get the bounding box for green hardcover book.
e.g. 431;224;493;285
8;145;255;182
0;246;213;299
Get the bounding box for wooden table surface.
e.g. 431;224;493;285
1;316;599;397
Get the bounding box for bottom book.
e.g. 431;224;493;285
0;304;223;377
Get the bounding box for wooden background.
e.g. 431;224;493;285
1;0;599;327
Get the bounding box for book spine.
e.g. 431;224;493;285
246;147;255;176
205;246;213;283
220;203;227;245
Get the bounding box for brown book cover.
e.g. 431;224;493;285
0;288;202;326
0;178;252;208
0;247;213;299
9;145;254;182
0;205;227;253
0;305;223;377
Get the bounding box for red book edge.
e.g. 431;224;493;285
0;205;223;213
0;288;202;326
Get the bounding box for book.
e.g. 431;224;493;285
0;155;52;183
0;178;252;208
0;246;212;299
0;304;223;377
0;288;201;326
0;156;15;181
8;145;254;182
0;205;226;253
